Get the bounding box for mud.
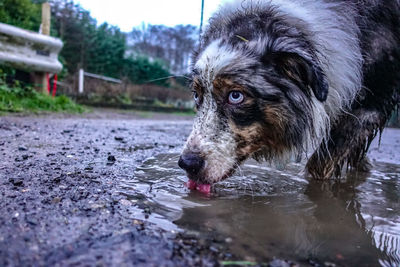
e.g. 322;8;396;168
0;109;399;266
0;110;231;266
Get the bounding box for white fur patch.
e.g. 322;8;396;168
195;40;240;92
183;95;237;183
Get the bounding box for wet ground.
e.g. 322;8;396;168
0;109;399;266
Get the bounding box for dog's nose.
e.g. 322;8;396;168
178;153;204;174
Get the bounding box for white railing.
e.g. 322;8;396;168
0;22;63;73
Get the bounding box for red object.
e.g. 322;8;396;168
186;179;211;194
52;74;58;97
186;180;197;190
46;73;50;94
197;184;211;194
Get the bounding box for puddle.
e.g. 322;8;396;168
118;153;400;266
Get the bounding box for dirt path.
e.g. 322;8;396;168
0;110;232;266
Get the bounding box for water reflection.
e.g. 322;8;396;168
119;154;400;266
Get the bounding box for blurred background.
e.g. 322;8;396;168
0;0;398;125
0;0;224;114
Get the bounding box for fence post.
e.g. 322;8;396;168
79;69;84;94
40;2;51;94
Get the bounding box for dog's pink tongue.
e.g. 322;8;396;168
186;179;197;190
196;183;211;194
186;179;211;194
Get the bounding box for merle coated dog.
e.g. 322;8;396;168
178;0;400;186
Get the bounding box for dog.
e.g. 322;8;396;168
178;0;400;186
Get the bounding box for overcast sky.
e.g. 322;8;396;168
75;0;226;32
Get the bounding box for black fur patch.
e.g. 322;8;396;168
262;52;328;101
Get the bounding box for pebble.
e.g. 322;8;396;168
52;197;61;204
120;199;132;206
9;178;24;187
26;216;38;226
107;155;116;162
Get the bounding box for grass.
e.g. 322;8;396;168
0;82;85;114
135;110;155;118
171;110;196;116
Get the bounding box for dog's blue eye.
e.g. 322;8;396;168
228;91;244;104
193;92;199;102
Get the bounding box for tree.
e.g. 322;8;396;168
50;0;97;74
86;23;126;78
128;24;198;74
50;0;127;79
1;0;177;86
0;0;41;31
122;56;170;87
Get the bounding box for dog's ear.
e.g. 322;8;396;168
262;52;329;102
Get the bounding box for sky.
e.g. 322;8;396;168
75;0;227;32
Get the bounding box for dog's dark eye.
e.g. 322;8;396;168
228;91;244;104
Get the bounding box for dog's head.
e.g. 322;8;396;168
179;32;329;185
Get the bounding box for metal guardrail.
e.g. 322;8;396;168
0;22;63;73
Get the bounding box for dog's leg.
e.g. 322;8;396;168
307;47;400;179
306;108;386;179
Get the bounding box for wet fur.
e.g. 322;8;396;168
182;0;400;182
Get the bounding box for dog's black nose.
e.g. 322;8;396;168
178;153;204;174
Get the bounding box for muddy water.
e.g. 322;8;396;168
119;154;400;266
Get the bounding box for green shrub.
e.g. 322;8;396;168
122;56;171;87
0;80;85;113
0;0;41;31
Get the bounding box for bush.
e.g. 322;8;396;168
0;77;85;113
122;56;171;87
